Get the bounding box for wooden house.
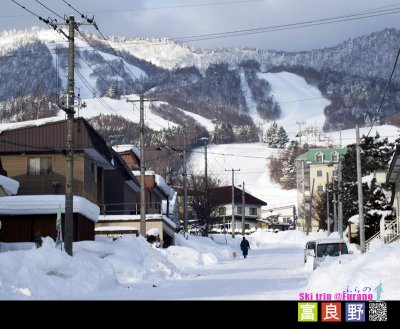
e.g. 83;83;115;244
0;117;140;213
212;186;267;233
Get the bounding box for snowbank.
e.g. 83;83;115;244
0;236;181;299
305;240;400;300
175;233;232;261
249;229;327;248
0;175;19;195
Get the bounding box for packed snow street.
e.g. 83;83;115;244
1;230;400;300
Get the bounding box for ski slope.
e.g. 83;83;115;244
188;143;297;208
258;71;330;140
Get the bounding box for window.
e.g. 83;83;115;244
249;207;257;216
316;153;324;162
245;224;250;230
317;170;323;177
317;185;324;192
331;153;338;162
219;207;226;215
27;157;52;176
332;170;338;177
237;206;243;215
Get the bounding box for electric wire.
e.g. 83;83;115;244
174;6;400;42
62;0;143;89
367;47;400;137
34;0;66;22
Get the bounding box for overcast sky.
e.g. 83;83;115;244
3;0;400;51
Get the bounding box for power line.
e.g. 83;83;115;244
74;69;119;115
10;0;44;20
62;0;143;88
74;49;114;87
173;6;400;42
34;0;66;22
367;47;400;137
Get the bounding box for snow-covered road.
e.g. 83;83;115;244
86;243;310;300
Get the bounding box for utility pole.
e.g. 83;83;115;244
166;147;171;185
333;177;338;232
201;137;208;192
183;128;188;234
292;206;297;230
356;125;366;252
337;123;344;148
326;172;330;235
64;16;75;257
296;121;305;145
307;178;315;235
338;161;343;239
201;137;208;230
77;87;81;117
225;168;240;238
126;95;157;237
241;181;245;236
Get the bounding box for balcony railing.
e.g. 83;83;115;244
98;202;162;216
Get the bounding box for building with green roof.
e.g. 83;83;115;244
295;147;347;232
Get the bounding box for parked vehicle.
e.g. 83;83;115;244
304;240;316;264
312;238;349;270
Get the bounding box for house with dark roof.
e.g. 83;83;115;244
107;144;179;247
211;186;267;233
0;117;140;244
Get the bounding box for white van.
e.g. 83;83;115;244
312;238;349;270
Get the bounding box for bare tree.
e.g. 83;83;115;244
186;170;222;236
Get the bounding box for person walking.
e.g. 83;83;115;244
240;236;250;258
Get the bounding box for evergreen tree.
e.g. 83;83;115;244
341;133;395;239
264;122;289;148
364;179;394;239
280;140;300;189
277;126;289;148
213;122;235;144
264;122;279;147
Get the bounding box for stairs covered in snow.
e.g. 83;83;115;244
365;217;400;251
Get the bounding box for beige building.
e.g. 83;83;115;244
295;148;347;231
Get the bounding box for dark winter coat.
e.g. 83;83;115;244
240;238;250;256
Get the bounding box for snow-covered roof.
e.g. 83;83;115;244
95;226;138;232
113;144;140;159
155;174;175;198
0;195;100;222
0;117;65;135
316;238;346;244
0;175;19;195
348;215;359;224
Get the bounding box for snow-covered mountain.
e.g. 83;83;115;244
1;27;400;140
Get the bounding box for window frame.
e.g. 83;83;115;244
219;207;226;216
27;157;52;176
